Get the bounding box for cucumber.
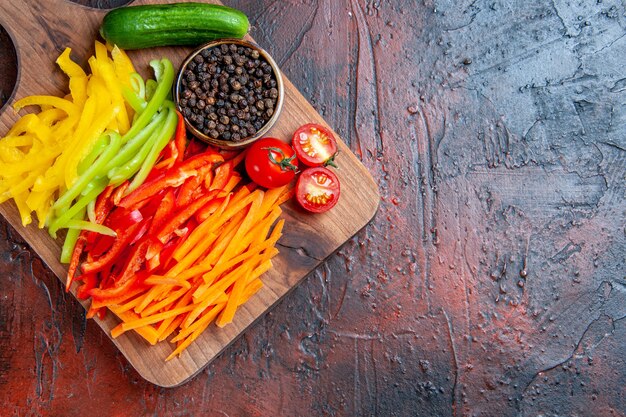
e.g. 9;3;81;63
99;3;250;50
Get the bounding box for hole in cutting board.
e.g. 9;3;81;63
0;24;18;114
68;0;133;9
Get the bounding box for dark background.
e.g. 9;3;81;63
1;1;624;416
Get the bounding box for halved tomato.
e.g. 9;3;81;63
295;167;340;213
292;123;338;167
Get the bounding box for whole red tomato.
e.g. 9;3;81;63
245;137;298;188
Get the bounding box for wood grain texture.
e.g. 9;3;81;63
0;0;378;387
1;0;625;416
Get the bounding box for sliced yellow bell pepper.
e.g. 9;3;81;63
111;45;136;89
13;96;78;118
0;43;136;227
56;48;87;108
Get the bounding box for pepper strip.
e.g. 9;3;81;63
52;131;122;214
13;96;78;118
65;230;87;291
155;192;219;246
56;48;88;108
121;59;174;144
127;102;179;192
48;177;108;238
176;165;214;207
118;152;224;209
174;111;187;163
81;220;145;274
105;108;168;178
89;241;149;301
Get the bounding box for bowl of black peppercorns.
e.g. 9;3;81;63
174;39;284;149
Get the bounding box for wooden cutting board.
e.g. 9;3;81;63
0;0;379;387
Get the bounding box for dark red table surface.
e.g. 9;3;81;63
1;1;625;416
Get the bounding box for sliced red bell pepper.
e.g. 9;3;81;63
162;218;197;270
123;188;167;214
146;237;164;269
66;230;88;291
77;184;118;251
119;151;224;209
88;234;115;258
176;164;214;207
112;181;130;206
95;185;116;224
117;172;181;209
105;208;144;230
154;141;179;171
155;192;217;245
174;111;187;163
89;242;150;301
129;218;151;245
164;221;194;268
210;160;234;191
203;170;215;190
99;260;121;290
76;272;98;300
184;138;207;159
81;219;145;274
148;189;176;236
134;191;164;220
178;150;224;172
